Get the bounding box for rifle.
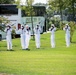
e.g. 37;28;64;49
50;26;54;31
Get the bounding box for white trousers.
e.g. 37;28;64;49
6;35;12;50
35;34;40;48
25;34;30;49
51;34;55;48
21;34;26;49
65;34;70;47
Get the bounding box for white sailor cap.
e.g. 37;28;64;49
25;25;29;29
21;25;24;28
6;24;10;27
51;24;55;27
66;24;69;26
25;25;29;27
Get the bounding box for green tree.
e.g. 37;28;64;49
0;16;9;31
16;0;35;16
23;0;35;16
48;0;76;21
27;0;35;40
16;0;35;40
69;21;76;42
48;0;67;21
0;0;15;4
46;0;66;29
65;0;76;21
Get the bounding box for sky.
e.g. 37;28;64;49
21;0;47;4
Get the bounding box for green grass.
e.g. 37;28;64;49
0;30;76;75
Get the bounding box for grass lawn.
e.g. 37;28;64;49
0;30;76;75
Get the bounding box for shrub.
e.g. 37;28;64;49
69;21;76;42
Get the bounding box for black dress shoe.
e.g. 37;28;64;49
36;48;40;49
25;48;30;51
10;49;14;51
7;49;10;51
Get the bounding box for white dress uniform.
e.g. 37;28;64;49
63;24;70;47
20;26;26;49
34;25;41;48
49;25;56;48
4;26;12;50
25;25;31;50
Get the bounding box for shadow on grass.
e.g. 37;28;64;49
71;41;76;44
0;49;15;52
0;45;18;47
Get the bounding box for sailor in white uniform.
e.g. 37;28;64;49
34;25;41;49
49;24;56;48
20;25;26;50
63;24;70;47
4;25;12;50
25;25;31;50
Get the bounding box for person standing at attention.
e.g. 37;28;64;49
19;25;26;50
34;24;41;49
25;25;31;50
63;24;70;47
49;24;56;48
4;25;13;51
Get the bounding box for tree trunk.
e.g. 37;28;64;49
59;0;63;21
72;0;75;21
30;4;35;40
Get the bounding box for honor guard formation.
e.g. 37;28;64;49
4;23;71;51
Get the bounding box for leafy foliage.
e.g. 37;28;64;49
48;0;76;21
69;21;76;42
0;16;9;31
0;0;15;4
16;0;35;16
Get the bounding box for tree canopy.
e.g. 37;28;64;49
0;0;15;4
48;0;76;21
0;16;9;31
